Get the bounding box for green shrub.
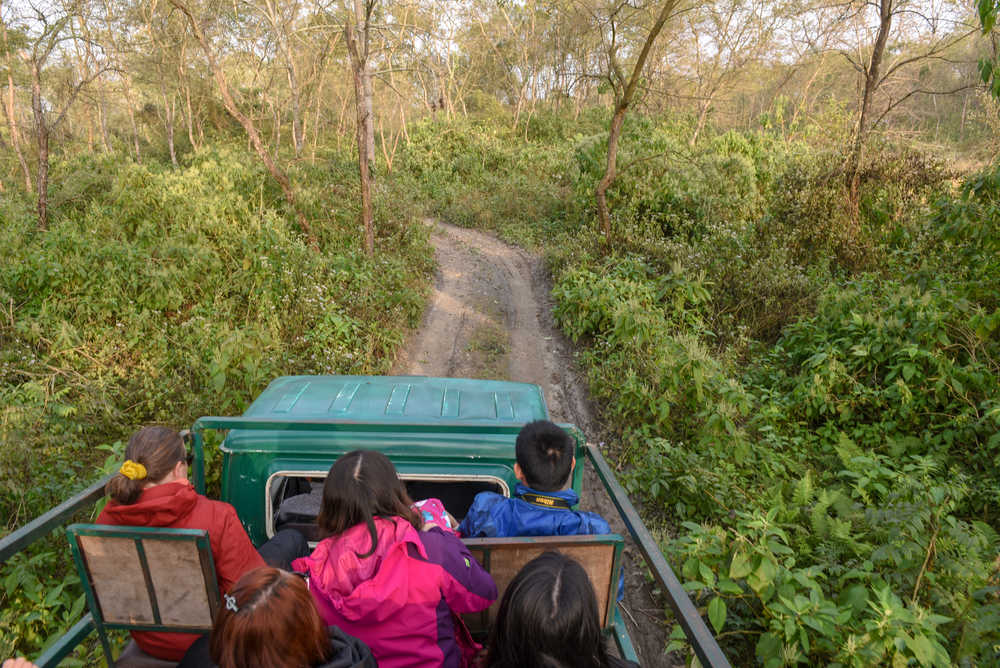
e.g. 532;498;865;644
0;146;433;659
393;117;574;247
549;153;1000;664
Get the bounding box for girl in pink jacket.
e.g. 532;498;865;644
293;450;497;668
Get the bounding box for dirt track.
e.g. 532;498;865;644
392;221;674;667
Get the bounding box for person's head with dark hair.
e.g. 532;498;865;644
486;551;610;668
210;567;331;668
514;421;575;492
105;426;190;505
317;450;421;557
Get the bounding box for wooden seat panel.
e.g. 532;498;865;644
79;535;155;625
68;523;220;665
462;534;623;635
143;538;214;627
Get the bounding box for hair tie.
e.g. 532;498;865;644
225;594;239;612
119;460;148;481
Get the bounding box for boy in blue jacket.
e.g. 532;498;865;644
458;420;611;538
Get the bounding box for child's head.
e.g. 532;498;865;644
514;421;575;492
105;426;190;505
317;450;420;556
486;551;609;668
210;567;330;668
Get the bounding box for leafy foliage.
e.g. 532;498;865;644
539;118;999;663
0;145;432;659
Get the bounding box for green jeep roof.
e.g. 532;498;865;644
220;375;552;457
243;375;548;422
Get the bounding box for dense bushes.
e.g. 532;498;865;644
548;156;999;662
1;148;430;513
0;146;432;658
398;113;999;663
392;116;579;246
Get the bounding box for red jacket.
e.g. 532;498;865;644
96;480;264;661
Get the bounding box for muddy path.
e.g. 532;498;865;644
392;221;674;667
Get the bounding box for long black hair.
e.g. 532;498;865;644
316;450;420;557
486;551;611;668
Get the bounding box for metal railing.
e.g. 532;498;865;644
585;443;731;668
0;474;113;667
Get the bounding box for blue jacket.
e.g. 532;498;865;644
458;484;611;538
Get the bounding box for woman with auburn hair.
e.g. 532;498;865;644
485;551;638;668
294;450;497;668
178;567;375;668
98;426;308;661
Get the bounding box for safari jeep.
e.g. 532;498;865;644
1;375;730;667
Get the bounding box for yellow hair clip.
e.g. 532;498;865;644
120;460;148;481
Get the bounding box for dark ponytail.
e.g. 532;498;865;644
105;427;186;505
317;450;420;557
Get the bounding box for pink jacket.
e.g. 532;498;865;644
293;517;496;668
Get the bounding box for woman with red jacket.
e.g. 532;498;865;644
97;426;306;661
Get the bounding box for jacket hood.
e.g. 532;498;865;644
294;517;425;623
318;625;377;668
100;480;199;527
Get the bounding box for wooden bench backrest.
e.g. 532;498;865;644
462;534;624;635
66;524;220;633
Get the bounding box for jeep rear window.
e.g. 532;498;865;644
267;472;508;542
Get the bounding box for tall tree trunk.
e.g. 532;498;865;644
287;62;303;158
4;67;32;192
311;70;325;163
100;0;141;162
264;0;304;158
336;92;349;150
97;96;110;151
690;93;715;146
346;21;374;256
271;97;282;161
2;16;32;192
846;0;893;225
363;68;375;172
29;60;49;232
595;106;627;238
595;0;678;238
354;0;376;176
185;83;197;149
180;44;198;150
163;92;178;167
168;0;317;248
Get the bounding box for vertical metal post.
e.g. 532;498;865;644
192;430;206;494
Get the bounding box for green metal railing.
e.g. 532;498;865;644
0;475;112;666
586;443;732;668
